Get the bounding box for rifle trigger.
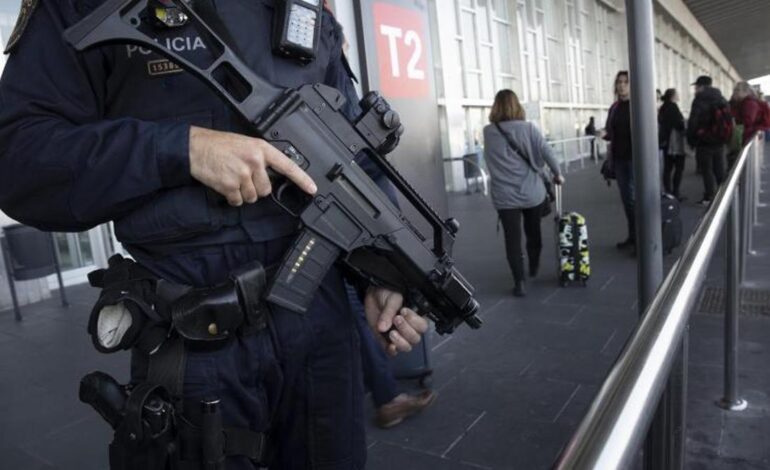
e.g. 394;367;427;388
271;181;300;217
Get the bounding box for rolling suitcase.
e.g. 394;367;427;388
554;185;590;287
661;193;683;255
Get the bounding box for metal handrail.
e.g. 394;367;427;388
442;156;490;196
554;134;764;469
547;136;601;172
548;136;597;145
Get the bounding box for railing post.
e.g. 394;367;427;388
739;167;749;283
718;191;748;411
747;149;756;245
753;139;761;226
625;1;674;468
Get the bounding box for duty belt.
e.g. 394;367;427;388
82;255;275;469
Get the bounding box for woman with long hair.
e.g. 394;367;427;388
658;88;686;199
484;89;564;297
604;71;635;252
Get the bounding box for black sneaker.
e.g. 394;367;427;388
616;238;635;250
529;263;539;278
513;281;526;297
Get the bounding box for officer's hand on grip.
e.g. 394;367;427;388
189;126;318;206
364;287;429;357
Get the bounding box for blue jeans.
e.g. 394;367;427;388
347;284;399;407
614;158;636;241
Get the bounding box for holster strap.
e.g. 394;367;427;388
223;427;269;462
147;337;186;399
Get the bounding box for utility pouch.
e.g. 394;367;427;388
171;261;268;342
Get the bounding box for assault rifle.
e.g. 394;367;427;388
64;0;481;334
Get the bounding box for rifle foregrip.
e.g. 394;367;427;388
266;230;340;313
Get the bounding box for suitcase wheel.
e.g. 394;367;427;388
580;279;588;287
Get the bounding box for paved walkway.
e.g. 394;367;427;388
0;150;768;469
365;151;770;470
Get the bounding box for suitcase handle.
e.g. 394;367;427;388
554;182;563;218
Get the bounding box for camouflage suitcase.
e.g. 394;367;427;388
554;186;590;287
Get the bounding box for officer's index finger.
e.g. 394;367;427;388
377;291;403;333
263;145;317;194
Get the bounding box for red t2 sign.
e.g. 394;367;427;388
373;3;430;98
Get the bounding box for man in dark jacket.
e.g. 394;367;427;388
687;75;728;205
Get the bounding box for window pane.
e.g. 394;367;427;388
54;234;75;270
492;0;508;20
465;72;482;99
496;23;512;73
78;232;94;266
477;0;491;43
480;46;495;98
501;76;515;91
461;11;479;69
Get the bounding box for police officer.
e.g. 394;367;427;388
0;1;428;469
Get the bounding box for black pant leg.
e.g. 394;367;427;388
662;152;674;194
498;208;525;282
697;148;716;200
522;204;543;272
713;146;726;185
672;154;685;196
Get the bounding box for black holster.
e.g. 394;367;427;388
108;383;179;470
83;258;273;469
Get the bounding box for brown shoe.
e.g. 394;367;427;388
376;390;437;429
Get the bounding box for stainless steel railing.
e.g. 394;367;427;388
554;133;765;469
442;155;490;196
547;136;605;173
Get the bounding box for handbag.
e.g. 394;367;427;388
493;122;554;218
600;144;615;186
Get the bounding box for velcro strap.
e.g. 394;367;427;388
223;427;269;462
178;422;270;464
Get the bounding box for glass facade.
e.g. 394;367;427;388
432;0;740;191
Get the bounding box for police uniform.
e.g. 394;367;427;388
0;1;374;468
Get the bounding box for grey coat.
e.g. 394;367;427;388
483;120;562;210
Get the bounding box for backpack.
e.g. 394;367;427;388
697;99;733;145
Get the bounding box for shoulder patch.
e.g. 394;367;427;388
4;0;40;55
